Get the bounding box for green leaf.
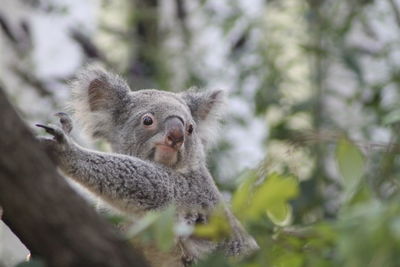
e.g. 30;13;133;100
194;252;231;267
232;170;258;216
266;202;293;226
126;212;159;237
336;138;365;186
194;206;231;241
106;214;126;225
383;109;400;125
247;173;299;222
154;205;175;251
347;184;371;206
127;206;176;251
275;252;304;267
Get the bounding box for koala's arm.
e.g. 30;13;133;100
37;123;175;212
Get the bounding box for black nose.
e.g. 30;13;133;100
165;117;184;148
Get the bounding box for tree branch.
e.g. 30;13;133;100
70;29;108;64
0;87;148;267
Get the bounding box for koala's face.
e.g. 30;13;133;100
116;90;202;169
71;66;224;171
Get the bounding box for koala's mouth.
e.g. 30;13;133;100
156;144;177;152
153;144;179;166
152;117;185;167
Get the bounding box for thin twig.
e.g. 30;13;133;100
0;13;17;43
388;0;400;30
70;29;107;63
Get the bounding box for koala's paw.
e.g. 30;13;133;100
36;123;66;143
225;232;259;257
36;112;74;157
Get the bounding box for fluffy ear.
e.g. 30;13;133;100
181;89;226;148
69;65;131;140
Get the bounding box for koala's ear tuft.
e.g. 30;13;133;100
182;89;225;122
69;64;131;140
88;77;110;111
181;89;226;148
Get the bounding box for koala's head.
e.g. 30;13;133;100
70;66;225;171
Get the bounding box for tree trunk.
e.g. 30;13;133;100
0;87;148;267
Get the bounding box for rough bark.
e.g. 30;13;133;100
0;87;148;267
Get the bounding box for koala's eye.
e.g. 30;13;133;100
142;115;154;126
187;124;194;135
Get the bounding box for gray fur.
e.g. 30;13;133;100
39;66;258;265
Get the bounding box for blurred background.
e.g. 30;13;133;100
2;0;400;266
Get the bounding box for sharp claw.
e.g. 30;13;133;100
36;123;64;142
35;123;45;128
54;112;73;134
35;124;55;133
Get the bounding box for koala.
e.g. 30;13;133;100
37;66;258;266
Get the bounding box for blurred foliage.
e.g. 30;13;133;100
233;172;298;224
194;206;232;241
126;205;176;252
119;136;400;267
